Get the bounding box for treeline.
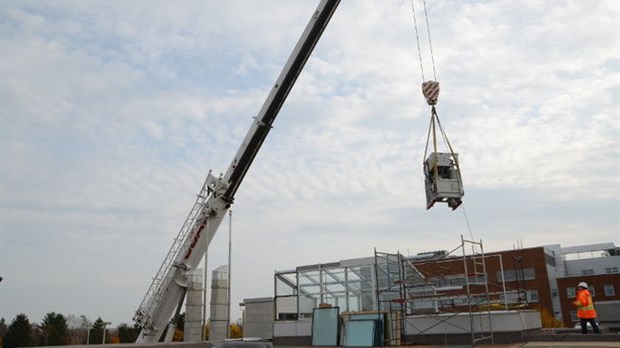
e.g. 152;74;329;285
0;313;243;347
0;313;139;347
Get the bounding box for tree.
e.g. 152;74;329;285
174;313;185;331
4;314;33;348
78;315;92;345
40;312;70;346
89;317;109;344
173;312;185;341
229;322;243;339
0;317;7;347
65;314;86;345
172;329;184;342
538;307;564;328
0;317;7;337
116;323;139;343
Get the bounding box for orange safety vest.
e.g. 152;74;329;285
573;289;596;319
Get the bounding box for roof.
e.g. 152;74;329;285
561;243;617;254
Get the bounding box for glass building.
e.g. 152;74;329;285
274;252;434;321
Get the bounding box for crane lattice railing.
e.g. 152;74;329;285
133;174;212;328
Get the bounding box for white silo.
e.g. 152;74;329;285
209;265;229;340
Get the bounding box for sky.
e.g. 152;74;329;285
1;0;619;329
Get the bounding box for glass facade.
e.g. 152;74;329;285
275;261;376;320
274;255;432;320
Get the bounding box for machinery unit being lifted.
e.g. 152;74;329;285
424;151;463;210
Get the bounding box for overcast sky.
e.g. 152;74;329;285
1;0;619;329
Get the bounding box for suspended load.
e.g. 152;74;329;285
424;152;463;210
421;81;464;210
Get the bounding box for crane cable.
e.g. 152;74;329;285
409;0;437;82
411;0;461;183
411;0;445;161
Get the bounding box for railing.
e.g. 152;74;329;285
134;174;212;329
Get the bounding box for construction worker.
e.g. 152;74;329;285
573;281;601;334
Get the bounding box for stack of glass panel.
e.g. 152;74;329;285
343;319;382;347
311;307;339;346
342;313;383;347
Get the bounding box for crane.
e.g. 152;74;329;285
133;0;465;342
133;0;341;342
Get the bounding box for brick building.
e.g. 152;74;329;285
410;245;558;318
410;242;620;327
555;243;620;326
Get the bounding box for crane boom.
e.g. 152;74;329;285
134;0;341;342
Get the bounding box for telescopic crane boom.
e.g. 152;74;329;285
133;0;341;342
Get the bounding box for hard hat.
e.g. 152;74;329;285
578;282;588;289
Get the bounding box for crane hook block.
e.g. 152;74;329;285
424;152;464;210
422;80;440;105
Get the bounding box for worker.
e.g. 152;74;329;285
573;281;601;334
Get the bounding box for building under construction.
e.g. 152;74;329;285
240;240;620;346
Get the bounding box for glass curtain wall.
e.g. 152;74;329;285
275;261;377;320
274;256;432;320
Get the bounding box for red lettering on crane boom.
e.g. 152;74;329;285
184;223;206;259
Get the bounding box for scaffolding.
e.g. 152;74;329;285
374;250;406;345
404;236;496;347
462;236;494;346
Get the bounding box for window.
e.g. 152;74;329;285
431;274;467;288
497;268;536;281
469;273;487;284
581;269;594;275
566;287;576;298
544;252;556;266
526;290;539;302
604;285;615;296
440;299;456;308
605;267;619;274
589;286;596;297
